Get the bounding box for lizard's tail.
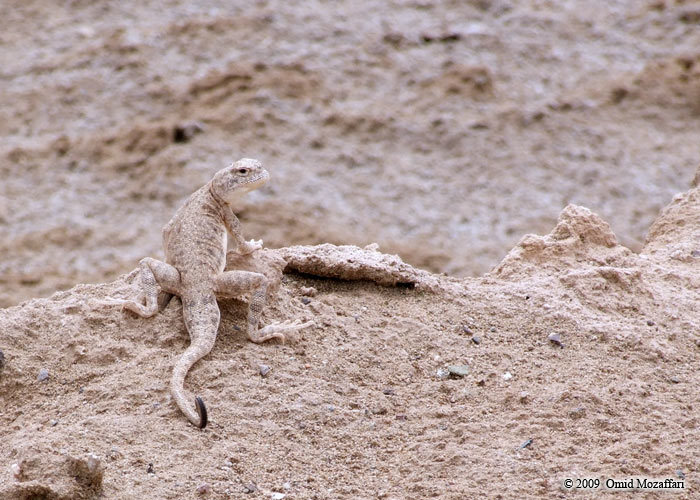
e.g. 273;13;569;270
171;293;219;428
171;342;212;428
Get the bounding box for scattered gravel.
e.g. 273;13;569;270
299;287;317;297
447;365;469;378
436;368;449;379
548;333;564;347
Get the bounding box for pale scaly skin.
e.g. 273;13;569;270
103;159;313;428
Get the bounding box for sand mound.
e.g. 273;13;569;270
276;243;447;291
1;181;697;498
643;179;700;261
492;204;624;278
4;446;102;500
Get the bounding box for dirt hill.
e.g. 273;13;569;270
1;176;697;498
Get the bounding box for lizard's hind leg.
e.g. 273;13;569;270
214;270;313;344
103;257;180;317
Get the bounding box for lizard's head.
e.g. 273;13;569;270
211;158;270;204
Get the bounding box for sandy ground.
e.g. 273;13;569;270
0;0;699;498
1;0;700;306
1;179;698;499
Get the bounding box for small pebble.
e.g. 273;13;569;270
519;391;529;403
471;336;481;345
87;454;101;473
37;368;49;382
301;297;311;305
691;250;700;258
520;439;533;449
462;325;473;335
448;365;469;378
283;482;292;490
677;470;686;479
243;483;257;494
299;286;317;297
646;320;655;326
11;463;21;479
436;368;449;379
0;349;5;371
568;407;586;419
197;483;210;495
382;388;395;395
395;414;407;421
50;419;58;427
259;364;271;377
271;493;286;500
490;327;496;333
503;372;513;381
146;463;155;474
670;376;680;384
548;333;564;347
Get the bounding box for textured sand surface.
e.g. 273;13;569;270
1;177;698;498
1;1;699;498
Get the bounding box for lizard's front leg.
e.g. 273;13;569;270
214;270;313;344
102;257;180;317
220;203;262;255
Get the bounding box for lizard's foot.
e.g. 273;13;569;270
249;319;314;344
96;298;158;318
237;239;263;255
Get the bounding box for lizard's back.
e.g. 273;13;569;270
163;185;227;287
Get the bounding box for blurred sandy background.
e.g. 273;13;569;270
1;0;698;307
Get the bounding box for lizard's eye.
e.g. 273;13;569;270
237;168;250;176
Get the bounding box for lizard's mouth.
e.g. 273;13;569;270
243;169;270;191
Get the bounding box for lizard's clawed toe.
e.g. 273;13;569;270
251;319;314;344
95;298;128;309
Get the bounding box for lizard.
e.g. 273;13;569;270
103;158;312;428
